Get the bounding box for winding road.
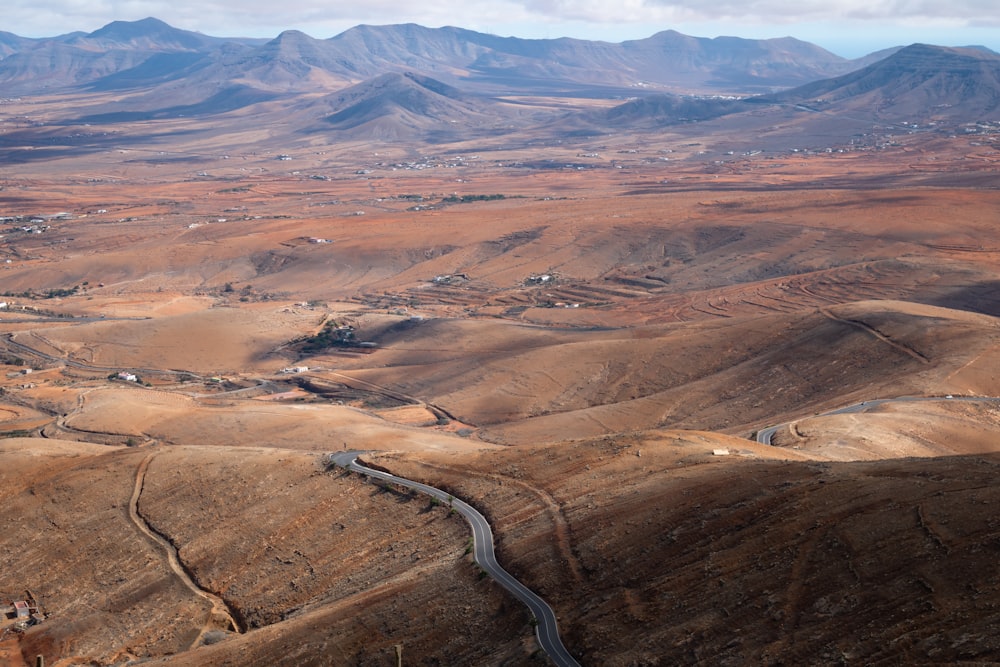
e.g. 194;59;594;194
757;395;1000;444
330;451;581;667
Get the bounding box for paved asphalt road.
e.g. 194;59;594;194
757;395;1000;444
330;451;581;667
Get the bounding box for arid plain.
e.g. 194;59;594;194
3;62;1000;667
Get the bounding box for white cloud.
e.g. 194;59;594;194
513;0;1000;26
3;0;999;46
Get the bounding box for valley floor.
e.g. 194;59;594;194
1;120;1000;665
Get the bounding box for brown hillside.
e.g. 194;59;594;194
325;300;1000;443
374;432;1000;665
1;441;536;665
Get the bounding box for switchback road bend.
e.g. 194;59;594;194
329;451;581;667
757;395;1000;444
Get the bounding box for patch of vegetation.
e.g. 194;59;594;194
2;285;81;299
297;320;361;353
1;429;34;438
441;194;506;203
202;630;228;645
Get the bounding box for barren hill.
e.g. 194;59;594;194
618;30;853;90
759;43;1000;123
1;440;531;665
0;18;223;92
0;30;36;57
599;43;1000;139
375;437;1000;665
2;21;1000;665
76;17;220;51
222;30;359;91
318;71;506;140
329;300;1000;445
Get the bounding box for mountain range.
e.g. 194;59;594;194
2;18;1000;147
0;17;886;96
604;44;1000;129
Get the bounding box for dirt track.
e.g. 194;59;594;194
128;450;243;642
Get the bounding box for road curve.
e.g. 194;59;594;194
757;395;1000;444
330;451;581;667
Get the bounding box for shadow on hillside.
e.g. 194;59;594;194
927;281;1000;318
74;85;281;124
0;127;201;164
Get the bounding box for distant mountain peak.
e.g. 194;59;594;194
83;17;212;50
1;17;996;130
89;17;172;39
319;70;481;139
329;70;464;109
754;40;1000;124
270;29;316;43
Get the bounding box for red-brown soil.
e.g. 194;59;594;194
372;434;1000;665
1;440;535;666
2;94;1000;665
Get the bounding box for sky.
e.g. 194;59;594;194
4;0;1000;58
